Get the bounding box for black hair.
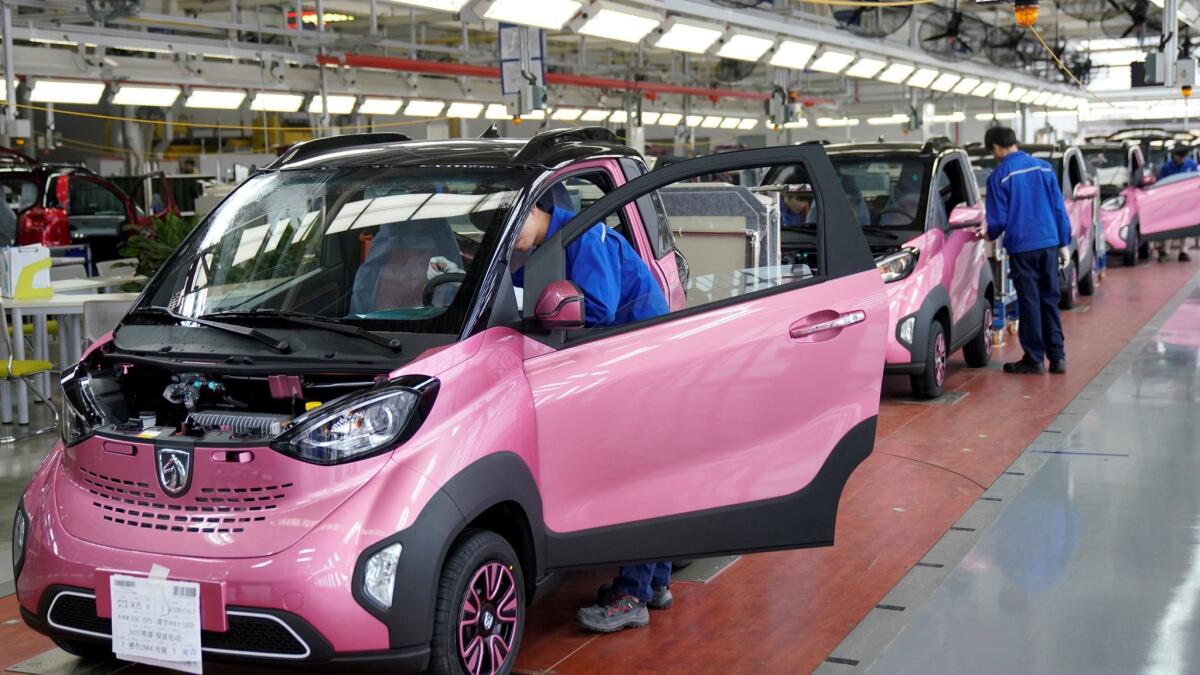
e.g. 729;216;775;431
535;182;569;214
983;126;1019;151
1173;145;1191;157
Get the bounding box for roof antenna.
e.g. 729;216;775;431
478;124;501;139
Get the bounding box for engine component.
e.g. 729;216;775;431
186;411;292;437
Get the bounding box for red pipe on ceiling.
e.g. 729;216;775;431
318;53;831;106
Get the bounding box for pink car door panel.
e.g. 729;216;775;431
1137;174;1200;238
517;146;887;567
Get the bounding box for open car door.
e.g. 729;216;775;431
1136;172;1200;242
517;145;888;569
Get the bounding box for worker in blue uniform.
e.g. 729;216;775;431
513;183;672;633
979;126;1071;375
1155;145;1196;262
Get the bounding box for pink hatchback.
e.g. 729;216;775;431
767;139;994;399
16;130;887;674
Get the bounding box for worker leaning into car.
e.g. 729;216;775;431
978;126;1071;376
513;183;673;633
1155;145;1196;263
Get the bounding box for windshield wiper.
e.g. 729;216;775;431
127;306;291;354
202;309;402;353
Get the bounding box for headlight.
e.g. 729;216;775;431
271;381;436;464
1119;226;1130;241
60;367;114;447
1101;195;1126;211
13;506;27;575
898;316;916;345
876;248;919;283
363;543;403;609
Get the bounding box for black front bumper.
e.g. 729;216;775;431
22;586;431;673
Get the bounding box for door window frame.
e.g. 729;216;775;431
518;145;876;350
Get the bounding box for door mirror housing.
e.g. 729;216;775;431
1138;174;1157;187
534;280;586;331
948;203;984;229
1073;184;1099;200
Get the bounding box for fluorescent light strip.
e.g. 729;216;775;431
867;114;909;126
952;77;981;95
1019;89;1040;104
308;94;356;115
551;107;583;121
30;79;105;105
581;109;610;122
250;92;304;112
716;32;774;62
975;112;1020;121
809;49;856;74
359;97;404;115
930;73;961;92
446;101;485;118
655;18;723;54
906;68;939;89
112;84;180;107
719;117;741;129
484;103;510;120
685;114;703;127
578;2;661;43
878;63;915;84
1006;86;1028;102
608;110;628;123
484;0;582;30
929;111;965;123
845;57;887;79
185;88;246;110
701;115;723;128
816;117;860;127
384;0;472;11
639;111;661;125
405;99;445;116
658;112;683;126
783;119;809;129
738;118;759;130
769;39;818;70
971;81;997;97
993;82;1013;100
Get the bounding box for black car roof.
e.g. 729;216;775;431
267;127;642;171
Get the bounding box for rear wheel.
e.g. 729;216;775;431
430;529;525;675
911;320;947;399
1078;259;1095;296
53;638;111;661
963;305;993;368
1059;261;1078;310
1125;226;1141;266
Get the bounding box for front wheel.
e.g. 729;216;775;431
963;305;993;368
910;320;947;399
1125;226;1141;267
1078;260;1096;296
1059;261;1078;310
430;529;525;675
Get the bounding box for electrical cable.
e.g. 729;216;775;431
1025;24;1117;111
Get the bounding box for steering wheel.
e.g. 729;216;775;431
875;207;916;224
422;272;466;307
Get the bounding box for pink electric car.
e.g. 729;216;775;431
766;139;994;399
1087;140;1200;266
16;129;887;673
971;143;1101;309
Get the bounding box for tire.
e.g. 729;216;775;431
963;304;993;368
1125;226;1140;267
430;529;525;675
53;638;111;661
1078;260;1095;296
910;320;947;399
1059;260;1077;310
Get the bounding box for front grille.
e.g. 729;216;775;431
77;466;291;535
48;592;310;658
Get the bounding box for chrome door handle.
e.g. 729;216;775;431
790;310;866;339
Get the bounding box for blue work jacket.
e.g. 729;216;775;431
521;207;669;328
985;151;1072;254
1158;157;1199;179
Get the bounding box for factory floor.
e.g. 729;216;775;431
0;258;1196;674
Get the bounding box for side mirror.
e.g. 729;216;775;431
948;203;984;229
534;280;586;331
1074;184;1099;200
1139;174;1157;187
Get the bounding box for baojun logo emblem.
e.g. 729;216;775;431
156;447;193;497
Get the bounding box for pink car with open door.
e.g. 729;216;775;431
1087;141;1200;266
765;138;994;399
15;129;887;674
971;143;1100;309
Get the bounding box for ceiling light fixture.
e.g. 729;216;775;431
845;57;887;79
716;31;774;62
382;0;472;11
993;82;1013;100
701;115;724;128
769;39;818;70
929;111;966;123
952;77;981;95
112;84;180;107
1019;89;1040;104
971;81;998;97
658;112;683;126
359;97;405;115
906;68;939;89
783;119;809;128
184;88;246;110
250;91;304;112
816;117;860;127
551;107;584;120
639;111;661;124
738;118;759;130
483;0;582;30
404;99;446;116
685;114;703;127
867;114;910;126
581;109;611;121
307;94;356;115
975;111;1020;121
485;103;511;119
809;49;856;74
930;72;962;92
30;79;105;105
447;101;485;118
877;63;915;84
578;2;661;43
654;18;723;54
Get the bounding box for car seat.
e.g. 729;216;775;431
349;217;463;315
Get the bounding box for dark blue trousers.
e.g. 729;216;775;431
1009;246;1065;363
612;562;671;602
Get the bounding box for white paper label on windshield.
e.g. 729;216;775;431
110;574;203;674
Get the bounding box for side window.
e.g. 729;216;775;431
1067;155;1086;194
51;177;127;216
529;159;826;338
536;171;639;254
0;179;38;211
931;158;967;229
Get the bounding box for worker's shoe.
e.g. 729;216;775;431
577;594;649;633
597;583;673;610
1003;358;1044;375
1049;359;1067;375
1159;250;1172;262
1181;251;1192;262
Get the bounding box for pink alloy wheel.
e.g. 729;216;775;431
458;561;519;675
934;332;947;387
983;307;994;359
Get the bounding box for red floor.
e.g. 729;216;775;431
0;259;1195;675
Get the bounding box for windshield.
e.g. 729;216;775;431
1083;149;1128;188
138;166;533;334
972;156;996;191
